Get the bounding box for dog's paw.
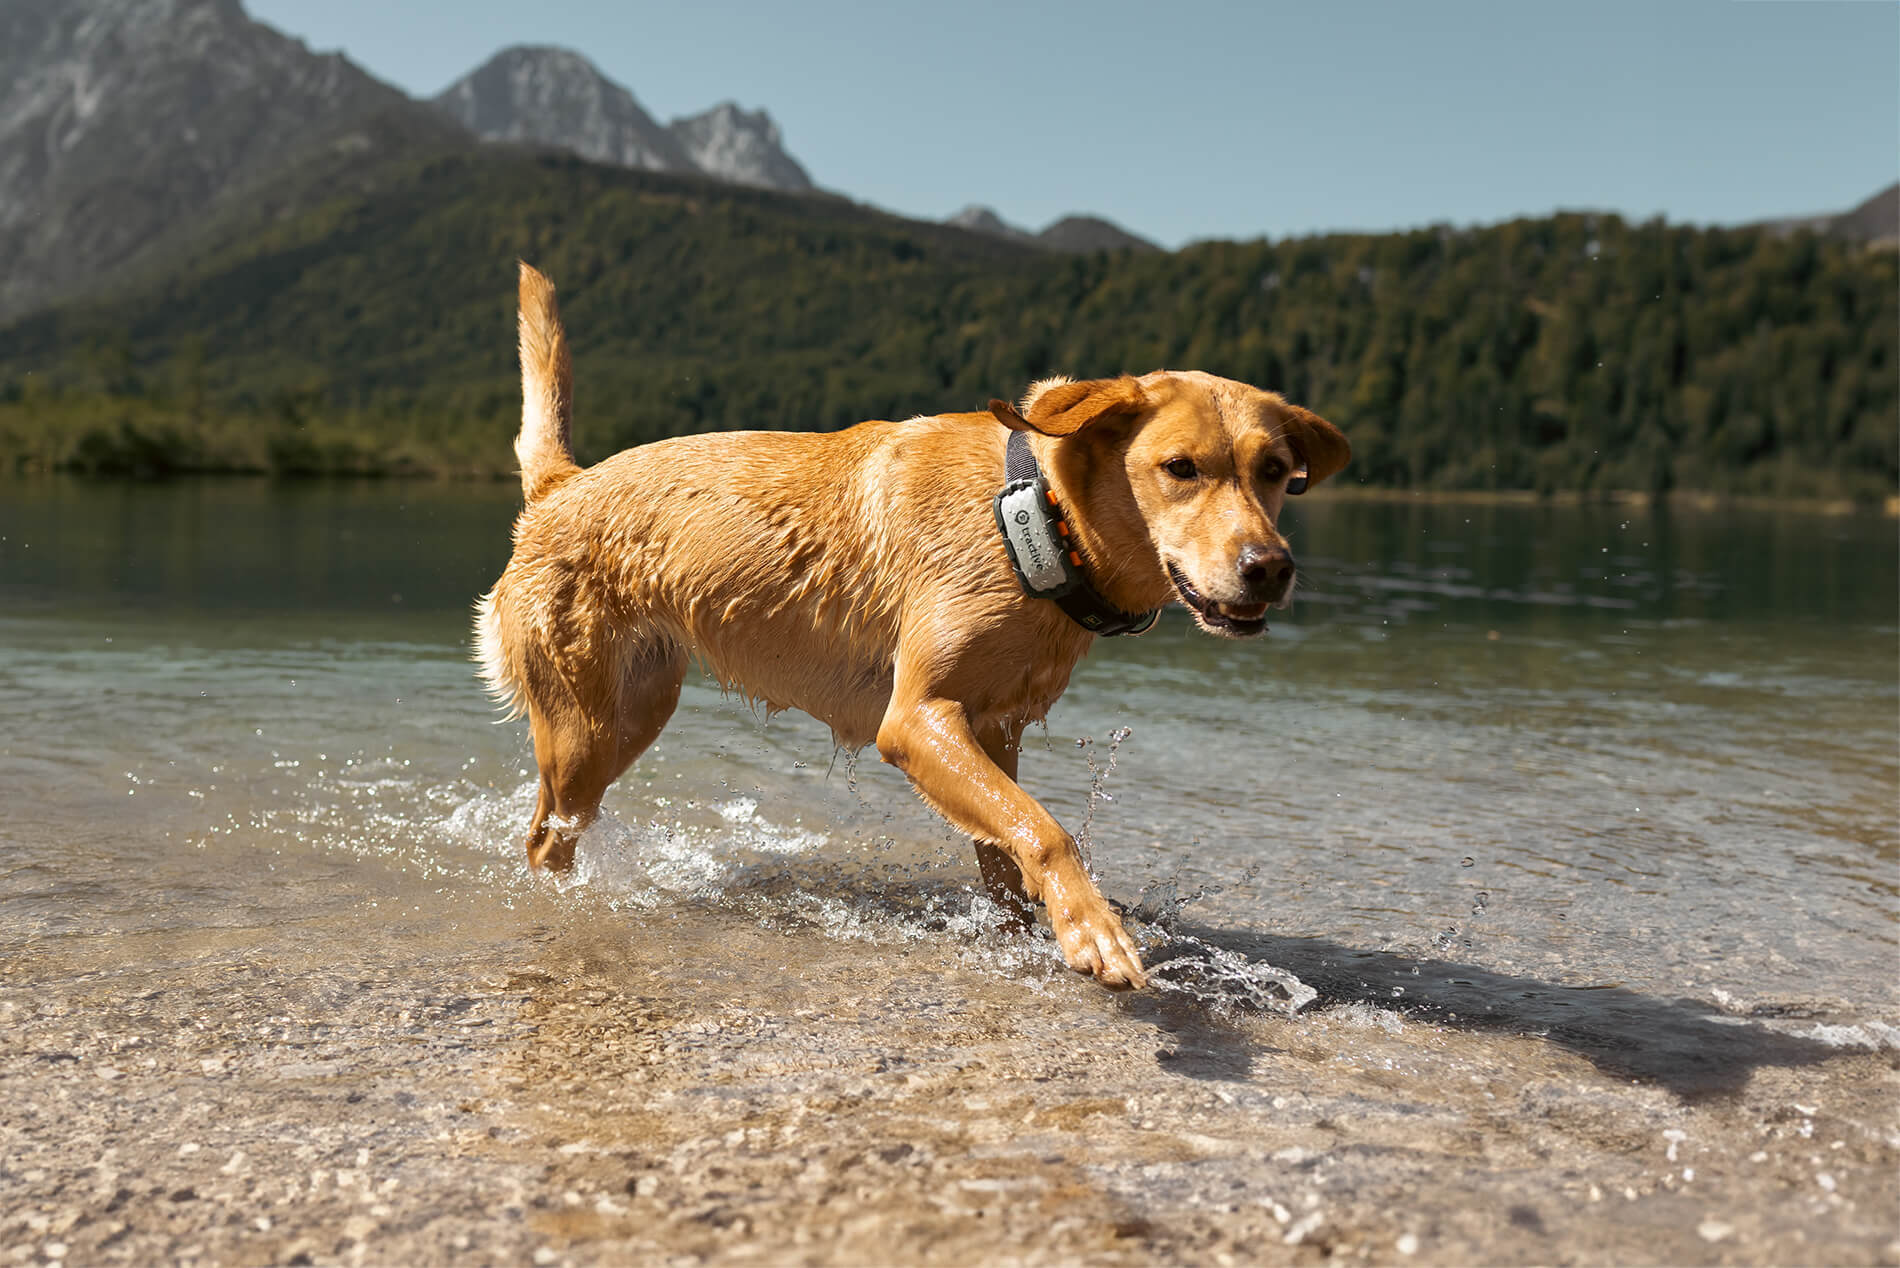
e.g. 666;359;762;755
1046;882;1147;989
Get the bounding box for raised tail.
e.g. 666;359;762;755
514;261;579;502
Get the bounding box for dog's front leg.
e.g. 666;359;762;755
877;695;1146;988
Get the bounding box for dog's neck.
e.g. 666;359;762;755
1025;430;1175;619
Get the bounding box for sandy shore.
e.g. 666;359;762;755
5;891;1896;1268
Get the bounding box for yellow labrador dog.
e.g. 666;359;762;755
477;264;1349;988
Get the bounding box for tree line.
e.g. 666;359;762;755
1;152;1892;500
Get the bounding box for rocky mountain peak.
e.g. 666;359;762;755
433;50;816;194
0;0;415;318
431;45;691;172
667;102;812;192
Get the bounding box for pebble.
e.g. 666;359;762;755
1283;1212;1325;1245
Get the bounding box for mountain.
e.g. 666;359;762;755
0;0;432;321
0;6;827;320
1752;182;1899;247
431;45;692;173
947;205;1033;242
4;152;1890;503
432;48;814;194
1827;182;1898;247
668;103;813;192
1036;215;1159;253
0;0;1132;322
946;205;1159;253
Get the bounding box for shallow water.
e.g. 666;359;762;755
4;477;1893;1012
3;476;1897;1263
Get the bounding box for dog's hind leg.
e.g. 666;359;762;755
523;643;687;873
973;726;1033;925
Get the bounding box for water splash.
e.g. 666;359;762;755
1142;934;1317;1015
1073;726;1134;874
1127;869;1314;1015
185;738;1319;1016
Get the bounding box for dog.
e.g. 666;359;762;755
475;263;1349;988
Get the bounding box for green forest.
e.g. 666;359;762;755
1;150;1894;501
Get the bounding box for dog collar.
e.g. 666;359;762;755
993;430;1159;637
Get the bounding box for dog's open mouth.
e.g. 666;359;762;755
1167;564;1270;637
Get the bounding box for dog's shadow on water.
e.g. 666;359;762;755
1119;921;1862;1102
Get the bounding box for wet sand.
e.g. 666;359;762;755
5;879;1896;1268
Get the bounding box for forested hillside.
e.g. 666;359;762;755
1;149;1893;500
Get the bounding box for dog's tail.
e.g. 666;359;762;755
515;261;579;502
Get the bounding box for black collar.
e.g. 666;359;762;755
996;429;1159;637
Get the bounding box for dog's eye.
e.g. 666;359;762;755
1164;458;1198;480
1260;459;1286;482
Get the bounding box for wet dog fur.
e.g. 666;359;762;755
476;263;1349;988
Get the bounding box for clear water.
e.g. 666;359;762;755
3;477;1895;1021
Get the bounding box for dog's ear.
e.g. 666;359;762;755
1280;405;1350;491
988;399;1034;431
996;375;1150;437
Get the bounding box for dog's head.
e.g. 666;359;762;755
990;371;1349;638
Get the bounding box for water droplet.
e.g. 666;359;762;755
1460;856;1474;868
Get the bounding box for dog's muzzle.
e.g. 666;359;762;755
1166;564;1273;636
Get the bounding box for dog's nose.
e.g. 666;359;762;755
1237;544;1295;601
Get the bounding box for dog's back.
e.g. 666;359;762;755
483;423;936;747
479;265;1023;748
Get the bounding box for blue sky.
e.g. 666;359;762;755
246;0;1898;248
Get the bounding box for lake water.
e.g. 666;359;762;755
3;475;1896;1263
5;477;1893;1009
